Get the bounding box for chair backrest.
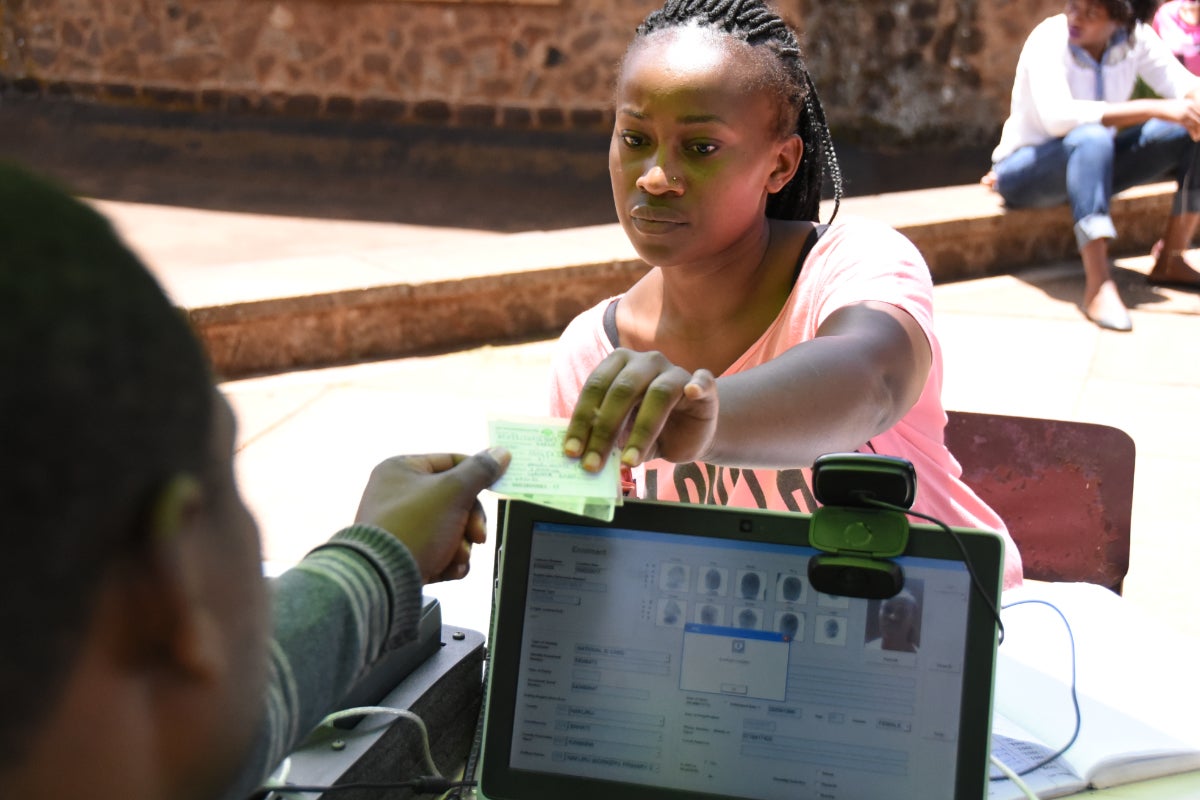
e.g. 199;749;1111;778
943;410;1135;594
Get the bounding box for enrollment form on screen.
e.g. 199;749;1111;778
508;521;974;800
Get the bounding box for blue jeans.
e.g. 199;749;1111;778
994;120;1200;250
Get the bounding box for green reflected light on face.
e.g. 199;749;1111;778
610;27;790;265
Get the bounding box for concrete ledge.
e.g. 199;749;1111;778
861;181;1172;282
193;259;651;378
192;181;1174;378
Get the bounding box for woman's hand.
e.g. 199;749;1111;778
1159;97;1200;140
562;348;718;473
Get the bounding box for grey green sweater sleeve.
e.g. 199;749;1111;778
222;524;423;800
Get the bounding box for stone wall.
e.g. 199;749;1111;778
0;0;1063;146
801;0;1064;144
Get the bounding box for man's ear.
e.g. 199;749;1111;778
149;473;202;544
118;474;227;684
767;134;804;194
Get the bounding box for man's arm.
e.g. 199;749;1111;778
222;448;509;800
222;525;423;800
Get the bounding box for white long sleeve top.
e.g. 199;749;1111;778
992;14;1200;164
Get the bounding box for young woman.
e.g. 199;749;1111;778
548;0;1023;589
986;0;1200;332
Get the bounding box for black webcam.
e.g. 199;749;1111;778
807;453;916;600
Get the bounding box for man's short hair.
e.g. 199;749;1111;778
0;162;215;767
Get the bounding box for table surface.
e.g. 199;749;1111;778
1080;771;1200;798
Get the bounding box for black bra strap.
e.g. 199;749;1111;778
603;298;620;348
793;222;829;284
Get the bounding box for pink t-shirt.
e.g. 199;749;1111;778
1154;1;1200;76
549;216;1023;590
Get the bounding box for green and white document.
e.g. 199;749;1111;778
488;416;623;521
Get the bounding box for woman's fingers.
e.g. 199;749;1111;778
564;349;695;472
619;368;714;466
564;350;641;467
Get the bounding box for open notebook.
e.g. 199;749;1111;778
479;498;1005;800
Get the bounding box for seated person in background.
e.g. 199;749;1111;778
1154;0;1200;74
984;0;1200;332
548;0;1023;590
0;161;510;800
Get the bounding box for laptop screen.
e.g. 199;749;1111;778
481;499;1003;800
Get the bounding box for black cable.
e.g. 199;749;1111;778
855;494;1006;644
446;649;490;800
989;598;1082;780
250;777;475;798
847;491;1083;785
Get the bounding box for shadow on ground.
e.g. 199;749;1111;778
2;95;996;232
1;96;619;231
1018;261;1195;315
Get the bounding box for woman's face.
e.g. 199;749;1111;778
608;27;801;268
1065;0;1119;56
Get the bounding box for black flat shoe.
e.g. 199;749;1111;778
1147;273;1200;292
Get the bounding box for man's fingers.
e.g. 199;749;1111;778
462;500;489;544
450;447;511;491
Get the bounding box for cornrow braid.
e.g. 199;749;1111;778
633;0;842;222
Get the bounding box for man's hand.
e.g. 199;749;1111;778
354;448;511;583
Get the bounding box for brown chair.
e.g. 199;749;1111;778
943;410;1135;594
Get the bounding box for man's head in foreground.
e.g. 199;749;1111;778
0;162;269;799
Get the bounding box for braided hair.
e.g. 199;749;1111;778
630;0;842;222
